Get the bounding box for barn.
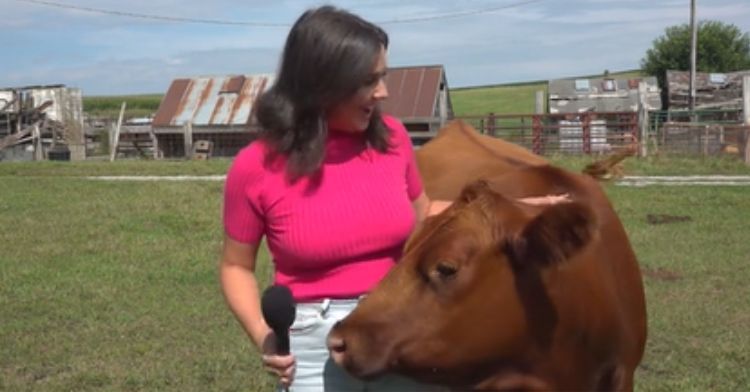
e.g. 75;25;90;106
151;74;273;158
150;65;452;157
381;65;454;145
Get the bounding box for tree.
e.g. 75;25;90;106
640;20;750;106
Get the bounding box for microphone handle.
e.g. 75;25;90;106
275;329;290;355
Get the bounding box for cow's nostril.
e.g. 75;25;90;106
328;335;347;353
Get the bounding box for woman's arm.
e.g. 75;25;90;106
219;235;295;386
412;191;570;221
220;235;268;348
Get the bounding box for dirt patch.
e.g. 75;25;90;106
646;213;692;225
641;267;683;281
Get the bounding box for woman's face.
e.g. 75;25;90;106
327;46;389;132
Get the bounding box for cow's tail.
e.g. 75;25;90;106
582;145;637;181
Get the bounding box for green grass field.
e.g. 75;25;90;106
450;69;643;115
1;158;749;391
83;95;164;119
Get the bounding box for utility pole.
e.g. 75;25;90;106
688;0;697;110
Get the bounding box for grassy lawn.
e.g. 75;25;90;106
0;173;276;391
451;69;644;116
1;157;749;391
451;82;547;115
83;95;164;120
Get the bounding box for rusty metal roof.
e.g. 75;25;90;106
152;74;274;127
382;65;449;119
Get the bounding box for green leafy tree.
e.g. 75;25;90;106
641;20;750;107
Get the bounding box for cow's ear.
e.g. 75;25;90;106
504;202;596;269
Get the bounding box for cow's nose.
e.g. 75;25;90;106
328;335;346;353
327;323;348;365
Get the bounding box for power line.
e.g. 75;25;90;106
11;0;547;27
379;0;547;24
12;0;287;26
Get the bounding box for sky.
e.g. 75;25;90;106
1;0;748;96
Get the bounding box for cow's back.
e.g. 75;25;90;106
416;120;547;200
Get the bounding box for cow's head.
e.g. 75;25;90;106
327;180;597;388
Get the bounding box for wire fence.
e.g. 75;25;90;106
88;109;748;163
454;112;638;155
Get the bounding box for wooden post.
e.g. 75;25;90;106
688;0;697;110
487;113;496;137
535;90;545;114
743;76;750;165
32;124;43;161
702;125;709;157
184;122;193;159
439;84;448;127
532;115;543;155
110;102;126;162
581;112;591;154
150;131;160;160
637;82;649;157
532;94;543;151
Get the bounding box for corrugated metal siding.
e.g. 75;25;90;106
152;74;274;127
382;66;444;118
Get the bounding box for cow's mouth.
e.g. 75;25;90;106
327;323;391;379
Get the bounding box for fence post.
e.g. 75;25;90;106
535;90;545;114
637;82;649;157
582;113;591;154
487;112;496;137
109;101;126;162
532;115;543;155
703;125;709;156
439;85;448;127
150;131;160;160
743;76;750;165
32;124;43;161
183;122;193;159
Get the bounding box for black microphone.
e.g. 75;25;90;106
260;285;296;355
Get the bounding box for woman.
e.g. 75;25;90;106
220;6;445;391
220;5;565;391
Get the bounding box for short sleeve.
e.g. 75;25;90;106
223;144;266;244
383;115;424;201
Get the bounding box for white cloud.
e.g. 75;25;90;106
1;0;749;94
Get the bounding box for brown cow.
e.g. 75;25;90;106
327;121;647;391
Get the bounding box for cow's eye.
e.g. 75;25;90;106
435;261;458;280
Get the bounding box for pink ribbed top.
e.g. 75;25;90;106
223;116;423;301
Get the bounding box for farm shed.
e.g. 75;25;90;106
381;65;453;144
547;76;661;154
666;69;750;110
548;76;661;114
151;74;274;158
0;85;84;161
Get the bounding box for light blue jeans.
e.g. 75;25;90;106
283;298;445;392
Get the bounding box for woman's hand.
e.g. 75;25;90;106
518;193;571;206
260;331;296;387
427;199;453;216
